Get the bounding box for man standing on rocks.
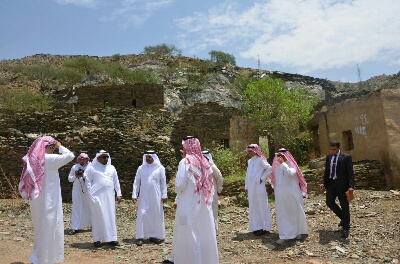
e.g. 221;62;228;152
19;136;75;264
320;140;354;238
68;153;92;235
85;150;122;248
245;144;273;236
132;150;167;246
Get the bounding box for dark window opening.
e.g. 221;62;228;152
342;130;354;151
220;139;229;148
132;99;137;108
311;126;320;157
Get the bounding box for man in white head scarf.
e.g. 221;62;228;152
132;150;167;246
85;150;122;248
19;136;75;264
270;148;308;244
68;153;92;235
202;150;223;231
172;136;219;264
245;144;273;236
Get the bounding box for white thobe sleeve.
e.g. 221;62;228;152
281;162;297;177
46;146;75;171
175;160;188;193
83;166;94;196
113;168;122;196
245;160;250;190
260;159;272;182
68;164;77;182
160;167;168;199
212;165;223;193
132;168;141;199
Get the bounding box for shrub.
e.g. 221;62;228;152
142;44;182;56
0;87;55;112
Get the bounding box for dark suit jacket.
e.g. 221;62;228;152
323;151;355;190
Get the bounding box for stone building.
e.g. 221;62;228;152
55;84;164;112
309;89;400;188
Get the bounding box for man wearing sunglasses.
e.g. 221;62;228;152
85;150;122;248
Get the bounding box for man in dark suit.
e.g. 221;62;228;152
320;140;354;238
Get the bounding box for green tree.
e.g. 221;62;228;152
63;57;105;75
19;65;58;92
242;78;320;163
142;44;182;56
208;50;236;66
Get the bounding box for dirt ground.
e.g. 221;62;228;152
0;189;399;264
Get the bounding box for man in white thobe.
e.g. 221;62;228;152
132;150;167;246
245;144;273;236
163;150;185;264
270;148;308;244
173;136;219;264
19;136;75;264
85;150;122;248
202;150;223;231
68;153;92;234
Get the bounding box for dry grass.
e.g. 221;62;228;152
0;165;22;199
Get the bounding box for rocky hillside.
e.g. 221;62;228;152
2;53;399;112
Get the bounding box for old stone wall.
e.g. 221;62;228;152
54;84;164;112
0;108;178;201
230;116;259;151
170;102;242;151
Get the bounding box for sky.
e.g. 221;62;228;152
1;0;400;83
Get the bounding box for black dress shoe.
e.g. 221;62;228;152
149;237;163;244
93;241;101;248
136;239;143;246
108;241;119;246
162;260;174;264
341;229;349;238
254;230;268;236
338;220;343;227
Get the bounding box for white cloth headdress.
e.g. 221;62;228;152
142;150;161;166
202;150;214;165
91;150;111;166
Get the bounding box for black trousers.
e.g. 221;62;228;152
325;182;350;229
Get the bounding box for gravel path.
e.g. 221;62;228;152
0;189;399;263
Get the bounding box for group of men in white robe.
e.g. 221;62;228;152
245;144;309;245
21;135;307;263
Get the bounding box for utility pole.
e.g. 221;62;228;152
258;55;261;71
357;64;362;88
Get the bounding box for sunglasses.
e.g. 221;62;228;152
100;156;109;159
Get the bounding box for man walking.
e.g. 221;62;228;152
320;140;355;238
132;150;167;246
